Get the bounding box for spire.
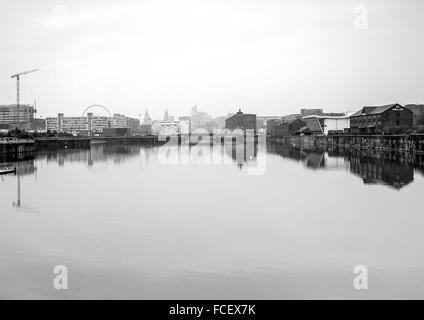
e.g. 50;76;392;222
164;109;170;122
143;109;152;125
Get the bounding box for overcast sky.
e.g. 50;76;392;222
0;0;423;119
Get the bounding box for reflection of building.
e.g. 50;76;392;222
267;141;417;189
350;156;414;189
40;144;142;166
350;104;413;134
267;142;324;168
224;138;258;168
0;104;38;130
225;109;256;132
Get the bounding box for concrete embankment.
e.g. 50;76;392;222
269;134;424;154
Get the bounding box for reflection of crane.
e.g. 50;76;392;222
11;69;39;127
12;174;21;208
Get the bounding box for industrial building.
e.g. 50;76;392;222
350;104;413;134
268;119;306;137
302;114;351;135
225;109;256;133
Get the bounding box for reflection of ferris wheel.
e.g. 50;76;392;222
82;104;112;117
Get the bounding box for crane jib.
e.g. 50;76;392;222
11;69;39;78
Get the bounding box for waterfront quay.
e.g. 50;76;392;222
3;133;424;156
270;134;424;154
0;139;35;154
1;137;91;155
34;137;91;150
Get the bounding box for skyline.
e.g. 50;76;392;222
1;0;424;120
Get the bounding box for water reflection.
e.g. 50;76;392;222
266;143;326;169
35;144;143;166
2;142;423;196
267;142;423;189
2;141;424;298
0;156;36;210
224;139;259;169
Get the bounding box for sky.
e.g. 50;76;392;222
0;0;423;119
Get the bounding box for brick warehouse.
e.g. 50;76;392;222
350;104;413;134
225;109;256;132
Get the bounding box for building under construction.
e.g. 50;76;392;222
0;104;39;130
1;69;41;131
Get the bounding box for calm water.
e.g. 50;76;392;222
1;141;424;299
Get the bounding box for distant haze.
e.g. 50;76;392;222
0;0;423;119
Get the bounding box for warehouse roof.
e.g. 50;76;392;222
350;104;409;117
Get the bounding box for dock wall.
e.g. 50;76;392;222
34;137;91;150
0;140;35;154
269;134;424;153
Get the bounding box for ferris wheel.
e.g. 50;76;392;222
82;104;112;117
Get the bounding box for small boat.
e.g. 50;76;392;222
0;165;16;175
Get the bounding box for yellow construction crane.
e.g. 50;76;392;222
11;69;39;126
